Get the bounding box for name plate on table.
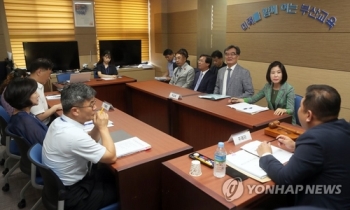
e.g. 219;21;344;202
169;92;182;100
102;101;114;111
228;130;252;145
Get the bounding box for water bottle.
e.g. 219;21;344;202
214;142;227;178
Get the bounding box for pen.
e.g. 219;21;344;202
99;107;104;114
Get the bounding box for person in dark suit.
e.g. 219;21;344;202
190;54;216;94
96;50;118;79
257;85;350;210
214;45;254;97
209;50;226;75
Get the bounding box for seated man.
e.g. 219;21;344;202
257;84;350;209
29;58;62;125
190;54;216;94
163;48;177;81
209;50;226;75
169;48;195;89
214;45;254;97
42;83;118;210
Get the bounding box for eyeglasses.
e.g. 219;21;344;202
225;52;237;57
73;99;96;109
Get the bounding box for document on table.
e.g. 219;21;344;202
101;78;116;80
154;77;168;81
114;137;151;157
45;94;61;100
83;120;113;131
227;102;269;114
198;94;230;100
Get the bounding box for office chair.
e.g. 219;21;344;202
28;144;120;210
294;95;303;126
5;128;43;209
0;105;21;192
0;97;5;166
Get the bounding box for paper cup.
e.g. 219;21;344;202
189;160;202;176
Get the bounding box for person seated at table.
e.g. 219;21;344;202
29;58;62;125
257;84;350;209
97;50;118;79
162;48;177;81
0;69;28;116
209;50;226;75
214;45;254;97
4;78;48;145
190;54;216;93
229;61;295;124
42;83;118;210
169;48;195;88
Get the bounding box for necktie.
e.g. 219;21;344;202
194;72;203;91
226;68;232;88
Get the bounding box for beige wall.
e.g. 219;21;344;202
0;0;9;59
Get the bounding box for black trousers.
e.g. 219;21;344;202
64;164;118;210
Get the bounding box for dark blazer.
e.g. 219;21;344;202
96;63;118;76
259;119;350;209
190;69;216;94
209;62;227;75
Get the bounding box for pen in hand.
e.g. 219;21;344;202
99;107;104;114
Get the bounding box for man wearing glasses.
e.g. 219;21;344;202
214;45;254;97
42;83;118;210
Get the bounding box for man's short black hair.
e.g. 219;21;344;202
29;58;53;73
224;45;241;55
4;78;38;110
211;50;223;59
163;49;173;56
303;85;341;121
199;54;212;67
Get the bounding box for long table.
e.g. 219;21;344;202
162;123;304;210
53;76;136;112
171;94;292;150
126;81;292;151
46;95;193;210
126;80;201;134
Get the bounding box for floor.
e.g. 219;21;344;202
0;147;45;210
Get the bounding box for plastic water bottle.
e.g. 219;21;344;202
213;142;227;178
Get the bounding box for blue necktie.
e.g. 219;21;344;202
194;72;203;91
226;68;232;88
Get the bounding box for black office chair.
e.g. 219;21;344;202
28;144;119;210
294;95;303;126
5;128;43;209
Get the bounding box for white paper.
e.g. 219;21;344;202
114;137;151;157
101;78;116;80
155;77;167;81
45;94;61;100
240;140;293;164
226;150;267;179
198;94;230;100
83;120;113;132
228;102;269;114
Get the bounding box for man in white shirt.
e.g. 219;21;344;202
42;83;118;210
29;58;62;125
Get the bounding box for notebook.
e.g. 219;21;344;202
198;94;231;100
227;102;269;115
69;72;91;83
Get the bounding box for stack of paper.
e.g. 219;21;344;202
227;102;268;114
154;77;168;81
83;120;114;132
45;94;61;100
226;140;293;180
115;137;151;157
198;94;230;100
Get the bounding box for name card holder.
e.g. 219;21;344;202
228;129;252;145
169;92;182;100
102;101;114;111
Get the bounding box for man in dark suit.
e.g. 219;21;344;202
257;85;350;210
190;54;216;93
209;50;226;75
214;45;254;97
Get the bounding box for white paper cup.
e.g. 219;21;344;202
189;160;202;176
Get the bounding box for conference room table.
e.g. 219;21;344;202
162;123;304;210
126;80;201;134
171;94;292;150
53;76;136;112
126;80;292;151
46;93;193;210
